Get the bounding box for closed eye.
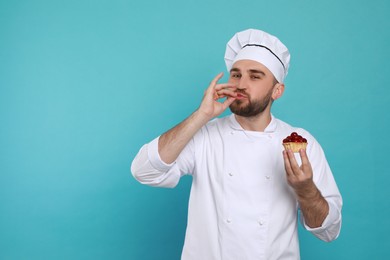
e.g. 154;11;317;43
230;73;241;79
250;75;261;79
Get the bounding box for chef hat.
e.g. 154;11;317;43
224;29;290;83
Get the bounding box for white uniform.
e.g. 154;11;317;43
131;114;342;260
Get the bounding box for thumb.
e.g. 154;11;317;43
221;96;236;110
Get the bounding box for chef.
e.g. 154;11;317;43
131;28;342;260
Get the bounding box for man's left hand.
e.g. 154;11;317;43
283;148;315;193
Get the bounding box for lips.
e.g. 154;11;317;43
236;93;248;99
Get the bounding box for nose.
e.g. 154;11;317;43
237;77;247;90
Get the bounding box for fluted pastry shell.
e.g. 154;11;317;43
283;142;307;153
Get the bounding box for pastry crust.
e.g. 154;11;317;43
283;142;307;153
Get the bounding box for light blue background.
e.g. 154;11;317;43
1;0;389;259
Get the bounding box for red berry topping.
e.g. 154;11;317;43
283;132;308;143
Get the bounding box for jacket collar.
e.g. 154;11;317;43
228;113;277;133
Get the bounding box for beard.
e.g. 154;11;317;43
229;89;274;117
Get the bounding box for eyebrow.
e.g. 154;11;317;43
230;68;266;76
248;69;266;76
230;68;240;73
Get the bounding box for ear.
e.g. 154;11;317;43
272;83;285;100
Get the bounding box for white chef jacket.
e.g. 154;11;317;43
131;114;342;260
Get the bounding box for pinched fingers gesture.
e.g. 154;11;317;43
283;149;314;191
199;73;237;119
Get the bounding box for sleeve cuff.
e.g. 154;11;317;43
147;136;176;172
302;199;341;233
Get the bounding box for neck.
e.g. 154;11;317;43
234;109;272;132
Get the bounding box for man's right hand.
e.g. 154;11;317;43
197;73;237;120
158;73;237;164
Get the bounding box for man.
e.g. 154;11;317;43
131;29;342;260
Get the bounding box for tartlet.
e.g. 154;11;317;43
282;132;307;153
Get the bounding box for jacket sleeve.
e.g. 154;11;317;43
299;131;343;242
131;136;195;188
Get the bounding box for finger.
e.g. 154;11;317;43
205;73;224;100
214;83;237;91
299;149;312;173
220;96;236;109
216;88;238;99
206;73;223;94
208;73;224;90
207;73;231;100
286;149;302;176
283;150;293;176
299;149;309;165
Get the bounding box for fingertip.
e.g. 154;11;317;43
282;150;288;160
283;149;292;159
299;149;309;162
211;73;224;84
224;96;236;106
